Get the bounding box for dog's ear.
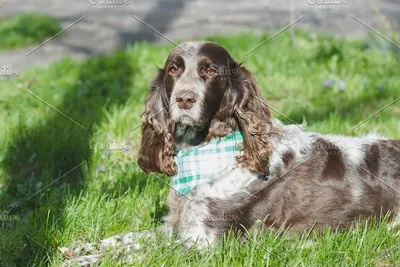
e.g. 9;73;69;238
137;69;177;176
206;61;241;140
231;63;280;174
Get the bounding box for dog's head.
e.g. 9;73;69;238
138;41;279;176
166;42;234;130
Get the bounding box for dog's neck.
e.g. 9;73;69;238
174;123;209;149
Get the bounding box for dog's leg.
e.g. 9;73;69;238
387;208;400;231
60;225;174;266
178;168;258;249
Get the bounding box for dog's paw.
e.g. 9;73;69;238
61;254;103;267
100;232;134;248
387;212;400;232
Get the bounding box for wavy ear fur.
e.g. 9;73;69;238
137;69;177;176
208;62;280;175
233;64;280;174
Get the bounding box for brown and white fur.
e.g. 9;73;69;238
62;41;400;266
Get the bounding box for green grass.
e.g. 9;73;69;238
0;13;62;50
0;29;399;266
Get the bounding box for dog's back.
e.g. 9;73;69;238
201;123;400;235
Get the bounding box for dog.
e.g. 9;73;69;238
62;41;400;266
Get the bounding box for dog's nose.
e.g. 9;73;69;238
176;91;197;109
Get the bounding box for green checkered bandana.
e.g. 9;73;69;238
172;131;244;195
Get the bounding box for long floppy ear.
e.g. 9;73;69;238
206;91;238;141
205;62;243;140
231;63;281;175
137;69;177;176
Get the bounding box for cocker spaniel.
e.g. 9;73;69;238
62;41;400;266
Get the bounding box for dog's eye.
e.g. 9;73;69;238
207;68;217;76
169;66;179;75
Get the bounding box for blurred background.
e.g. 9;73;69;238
1;0;399;71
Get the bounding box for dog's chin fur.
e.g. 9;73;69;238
170;109;205;127
175;115;205;129
174;121;209;147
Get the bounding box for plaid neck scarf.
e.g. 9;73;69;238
172;131;244;195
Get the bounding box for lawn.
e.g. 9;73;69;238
0;29;399;266
0;13;62;50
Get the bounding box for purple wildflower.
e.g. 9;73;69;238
338;80;346;91
324;80;334;88
97;165;106;172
